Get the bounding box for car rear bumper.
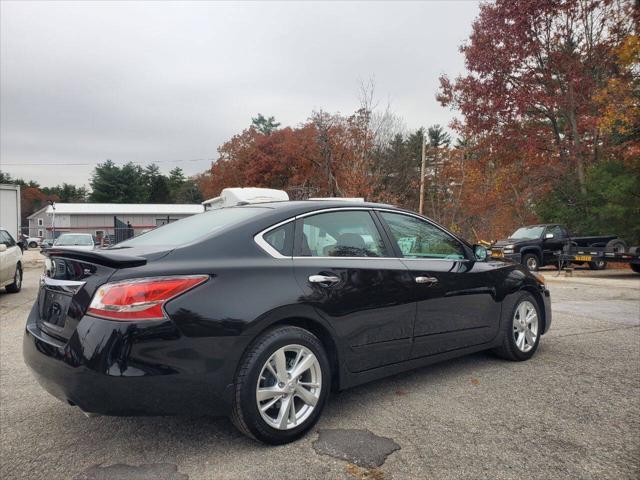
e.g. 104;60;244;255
23;303;244;416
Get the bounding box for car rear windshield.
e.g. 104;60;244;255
55;234;93;246
509;226;544;240
114;207;266;248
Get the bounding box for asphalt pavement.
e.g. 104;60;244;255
1;263;638;479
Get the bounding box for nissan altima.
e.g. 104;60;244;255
24;200;551;444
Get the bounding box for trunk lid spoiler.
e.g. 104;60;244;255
47;248;147;268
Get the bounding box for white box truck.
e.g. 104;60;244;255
0;184;21;241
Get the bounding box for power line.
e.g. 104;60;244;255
0;157;216;166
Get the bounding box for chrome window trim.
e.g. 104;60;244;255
254;206;469;261
254;218;295;259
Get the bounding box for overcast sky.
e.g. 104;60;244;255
1;1;479;188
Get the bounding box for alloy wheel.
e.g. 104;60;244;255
526;257;538;270
513;300;538;353
15;268;22;289
256;344;322;430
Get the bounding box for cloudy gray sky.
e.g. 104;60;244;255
1;0;479;188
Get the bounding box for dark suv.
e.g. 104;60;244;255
492;224;626;271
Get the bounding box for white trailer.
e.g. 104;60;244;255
0;184;21;241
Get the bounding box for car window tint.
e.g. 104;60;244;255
116;207;266;247
263;222;294;256
55;234;93;246
300;211;387;257
5;232;16;246
380;212;465;260
0;231;9;245
547;225;564;238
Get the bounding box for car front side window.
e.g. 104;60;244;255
298;210;388;257
379;212;465;260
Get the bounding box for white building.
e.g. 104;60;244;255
27;203;204;241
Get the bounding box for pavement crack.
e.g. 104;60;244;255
553;325;640;339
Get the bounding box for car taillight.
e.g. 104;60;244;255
88;275;208;321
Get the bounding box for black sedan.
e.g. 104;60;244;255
24;200;551;444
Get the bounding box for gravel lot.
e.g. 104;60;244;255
1;264;639;479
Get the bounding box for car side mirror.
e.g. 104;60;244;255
545;233;554;239
473;244;488;261
0;244;7;253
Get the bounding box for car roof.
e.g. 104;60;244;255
232;199;400;216
228;200;468;246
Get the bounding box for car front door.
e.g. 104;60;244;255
0;230;17;285
376;211;501;359
292;209;415;372
542;225;567;265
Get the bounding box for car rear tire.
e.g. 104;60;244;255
522;253;540;271
231;326;331;444
588;259;607;270
492;292;541;361
28;241;38;249
5;264;22;293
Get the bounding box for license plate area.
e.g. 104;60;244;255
38;288;73;329
37;276;86;334
575;255;592;261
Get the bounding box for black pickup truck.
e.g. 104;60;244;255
491;224;627;271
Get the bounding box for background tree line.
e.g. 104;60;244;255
198;0;638;243
0;164;203;228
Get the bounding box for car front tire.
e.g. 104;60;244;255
6;264;22;293
231;325;331;444
522;253;540;271
28;241;38;249
492;292;541;361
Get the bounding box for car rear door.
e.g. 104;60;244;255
292;209;415;373
376;210;501;359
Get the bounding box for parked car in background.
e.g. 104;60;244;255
22;235;42;249
0;227;22;293
24;200;551;444
52;233;95;251
491;224;627;271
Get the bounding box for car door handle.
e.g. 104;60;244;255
309;275;341;285
415;276;438;285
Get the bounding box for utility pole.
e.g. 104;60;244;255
418;133;427;215
49;201;56;239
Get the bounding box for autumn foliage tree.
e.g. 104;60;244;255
438;0;638;241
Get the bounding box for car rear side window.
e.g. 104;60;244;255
380;212;465;260
298;210;388;257
263;222;294;256
116;207;266;247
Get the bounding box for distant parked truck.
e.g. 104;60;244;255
491;224;632;271
0;184;21;242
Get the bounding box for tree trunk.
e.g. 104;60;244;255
567;83;587;194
